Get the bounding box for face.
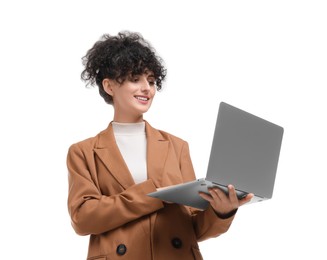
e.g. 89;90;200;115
103;71;156;123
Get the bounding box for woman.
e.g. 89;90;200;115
67;31;253;260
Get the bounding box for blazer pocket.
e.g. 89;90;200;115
191;246;203;260
87;255;107;260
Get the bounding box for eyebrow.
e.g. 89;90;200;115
145;72;155;79
143;69;154;76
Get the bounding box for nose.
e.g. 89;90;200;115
140;77;151;92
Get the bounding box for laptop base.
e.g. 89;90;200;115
148;178;266;210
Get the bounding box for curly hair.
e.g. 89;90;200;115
81;31;167;104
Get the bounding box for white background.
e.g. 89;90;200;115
1;0;326;259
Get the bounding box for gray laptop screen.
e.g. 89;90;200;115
206;102;284;198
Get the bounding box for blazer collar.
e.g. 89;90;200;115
145;121;169;188
93;121;169;189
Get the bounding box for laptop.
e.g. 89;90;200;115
147;102;284;210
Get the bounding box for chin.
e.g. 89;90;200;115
140;109;150;114
138;105;152;113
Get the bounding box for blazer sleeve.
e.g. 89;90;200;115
67;143;164;236
179;141;236;242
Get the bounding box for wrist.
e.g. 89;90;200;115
213;208;238;219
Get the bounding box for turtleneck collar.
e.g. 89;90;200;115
112;121;145;135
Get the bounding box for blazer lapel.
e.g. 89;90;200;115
145;121;169;188
94;123;135;189
93;121;177;190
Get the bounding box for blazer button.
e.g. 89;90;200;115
116;244;127;255
171;237;183;249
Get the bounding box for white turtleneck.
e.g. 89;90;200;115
112;121;147;184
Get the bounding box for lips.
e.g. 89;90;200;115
135;95;150;101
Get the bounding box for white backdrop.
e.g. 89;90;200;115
1;0;326;259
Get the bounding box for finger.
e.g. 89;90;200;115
227;185;239;204
210;187;226;201
210;188;227;203
198;192;214;202
239;193;254;206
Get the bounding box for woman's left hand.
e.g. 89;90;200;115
198;185;254;217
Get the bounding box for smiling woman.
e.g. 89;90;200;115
80;31;166;105
66;31;252;260
102;71;156;122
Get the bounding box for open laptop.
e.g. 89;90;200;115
148;102;284;210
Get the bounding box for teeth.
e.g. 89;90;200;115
136;96;148;101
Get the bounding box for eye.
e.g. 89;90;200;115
148;77;156;86
132;76;139;82
148;80;155;86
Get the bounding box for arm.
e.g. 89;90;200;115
179;141;253;241
194;186;253;241
67;143;164;236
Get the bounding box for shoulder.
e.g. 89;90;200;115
158;129;186;144
145;121;189;150
67;129;104;154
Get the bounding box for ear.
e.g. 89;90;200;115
102;78;114;96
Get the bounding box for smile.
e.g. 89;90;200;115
135;96;149;101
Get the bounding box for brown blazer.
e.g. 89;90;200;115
67;121;236;260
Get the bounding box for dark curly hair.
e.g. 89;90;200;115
81;31;167;104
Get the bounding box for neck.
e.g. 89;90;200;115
113;113;144;123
